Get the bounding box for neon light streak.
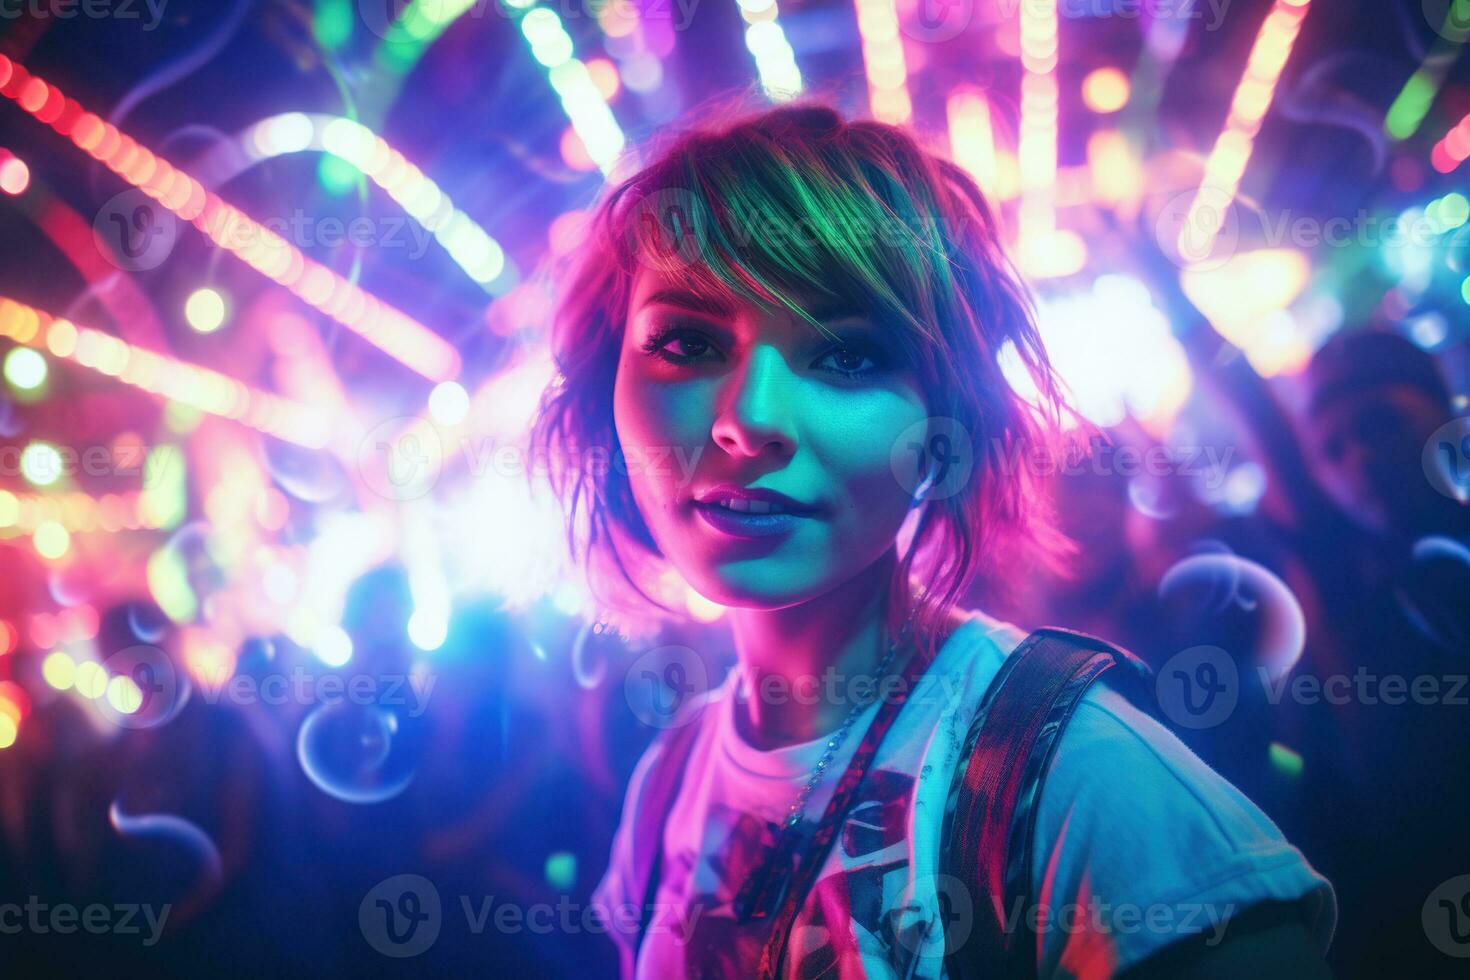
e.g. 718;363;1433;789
735;0;803;101
0;297;332;449
1018;0;1059;239
0;55;461;382
1175;0;1313;264
856;0;910;123
947;89;998;197
1385;1;1468;141
514;3;628;174
242;112;508;288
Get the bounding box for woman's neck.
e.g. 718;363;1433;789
726;550;917;751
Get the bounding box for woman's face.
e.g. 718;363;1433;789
612;263;931;608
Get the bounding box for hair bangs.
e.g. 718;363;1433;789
612;130;950;361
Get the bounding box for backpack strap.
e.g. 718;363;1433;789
939;626;1155;980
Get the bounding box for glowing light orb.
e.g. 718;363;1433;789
74;660;107;699
407;609;447;652
185;288;228;333
1434;191;1468;230
3;345;45;391
20;441;62;486
1268;741;1303;778
545;851;577;890
33;520;70;559
0;154;28;195
314;625;353;668
42;650;77;690
106;674;144;715
427;381;470;426
0;682;27;726
1082;67;1130;113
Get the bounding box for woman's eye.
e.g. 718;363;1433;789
641;327;716;364
815;345;879;378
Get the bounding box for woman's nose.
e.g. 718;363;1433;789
710;344;799;459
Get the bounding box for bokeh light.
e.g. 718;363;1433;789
428;380;470;426
0;149;28;195
42;650;76;690
184;288;228;333
1081;66;1130;113
3;346;46;390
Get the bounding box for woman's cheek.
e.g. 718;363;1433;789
811;405;926;523
615;372;710;509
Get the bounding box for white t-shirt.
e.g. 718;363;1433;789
593;610;1337;978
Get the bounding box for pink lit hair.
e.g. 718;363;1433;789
529;95;1081;661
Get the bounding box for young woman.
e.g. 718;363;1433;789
531;101;1336;979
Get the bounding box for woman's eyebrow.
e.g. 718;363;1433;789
636;288;735;319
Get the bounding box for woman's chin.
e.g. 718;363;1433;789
679;569;823;611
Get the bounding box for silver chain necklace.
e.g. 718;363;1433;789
732;619;917;921
771;621;914;832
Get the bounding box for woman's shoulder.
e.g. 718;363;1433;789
1030;676;1338;974
933;614;1338;972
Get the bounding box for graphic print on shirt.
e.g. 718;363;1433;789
659;769;918;978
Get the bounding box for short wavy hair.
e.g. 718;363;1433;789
529;96;1078;661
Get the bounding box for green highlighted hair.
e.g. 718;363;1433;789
531;97;1079;660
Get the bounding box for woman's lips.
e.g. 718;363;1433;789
691;500;818;538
